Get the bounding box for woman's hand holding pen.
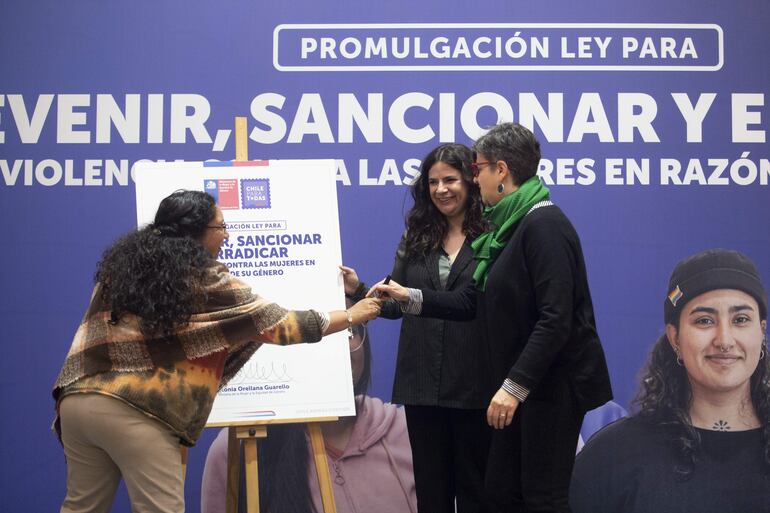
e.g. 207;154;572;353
367;276;409;302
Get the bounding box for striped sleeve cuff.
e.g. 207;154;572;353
502;378;530;402
400;288;423;315
318;311;330;333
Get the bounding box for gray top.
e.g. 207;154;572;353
438;251;452;290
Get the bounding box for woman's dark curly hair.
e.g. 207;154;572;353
403;143;487;259
634;320;770;477
95;190;217;336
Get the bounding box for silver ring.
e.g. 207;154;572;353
499;413;506;417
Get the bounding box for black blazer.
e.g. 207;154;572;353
359;237;492;409
421;205;612;412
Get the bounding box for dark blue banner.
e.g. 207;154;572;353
1;1;767;511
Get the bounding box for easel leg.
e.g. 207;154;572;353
180;446;188;485
244;439;259;513
233;425;268;513
226;428;240;513
235;116;248;161
308;422;338;513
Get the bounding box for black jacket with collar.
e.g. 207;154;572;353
420;205;612;412
370;236;493;409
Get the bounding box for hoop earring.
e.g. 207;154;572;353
497;183;505;194
761;335;767;360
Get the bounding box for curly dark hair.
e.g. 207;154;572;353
634;326;770;477
403;143;487;259
95;190;217;336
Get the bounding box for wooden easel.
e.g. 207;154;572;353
216;117;340;513
218;416;340;513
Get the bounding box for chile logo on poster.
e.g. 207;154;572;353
204;178;271;210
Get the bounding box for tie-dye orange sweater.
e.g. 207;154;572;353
53;262;324;446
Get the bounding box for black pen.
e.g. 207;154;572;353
373;275;392;299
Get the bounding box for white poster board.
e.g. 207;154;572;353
134;160;355;425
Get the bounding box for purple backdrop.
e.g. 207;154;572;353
1;1;768;511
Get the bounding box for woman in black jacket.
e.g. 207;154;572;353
370;124;613;513
342;143;492;513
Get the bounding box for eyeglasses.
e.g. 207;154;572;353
206;223;228;231
470;161;493;177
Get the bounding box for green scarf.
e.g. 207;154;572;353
471;177;550;291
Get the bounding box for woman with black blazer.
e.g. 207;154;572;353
343;143;493;513
370;124;613;513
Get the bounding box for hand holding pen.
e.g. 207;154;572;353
368;275;410;302
372;275;391;298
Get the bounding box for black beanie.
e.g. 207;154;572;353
664;249;768;325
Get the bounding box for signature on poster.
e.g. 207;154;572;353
228;360;294;385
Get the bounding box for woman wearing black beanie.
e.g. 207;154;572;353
570;249;770;513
